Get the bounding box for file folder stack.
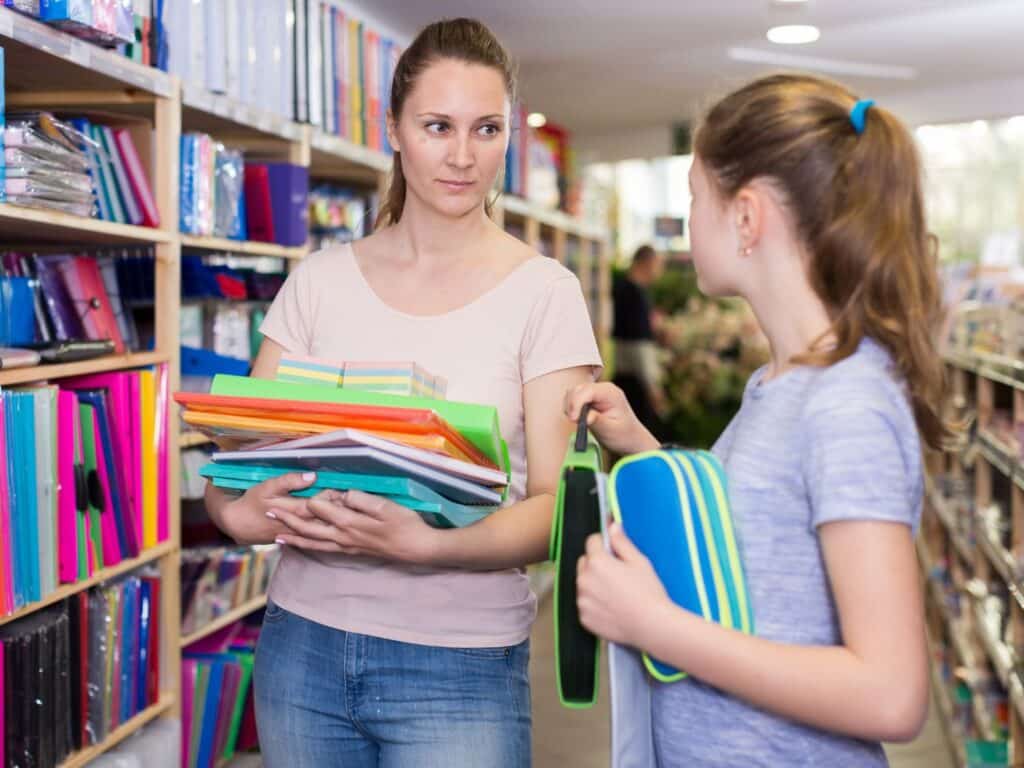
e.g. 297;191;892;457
175;373;512;529
180;544;280;637
0;365;171;619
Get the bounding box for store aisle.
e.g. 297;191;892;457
529;595;955;768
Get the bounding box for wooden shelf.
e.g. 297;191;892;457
181;234;309;260
181;594;268;648
182;83;303;142
0;541;174;628
58;695;174;768
500;195;607;241
0;203;173;246
979;430;1015;479
0;7;174;98
0;351;169;387
309;129;391;184
180;431;213;449
928;489;973;564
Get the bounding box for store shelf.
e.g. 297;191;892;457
0;351;169;387
180;431;213;449
0;541;174;628
926;626;967;768
181;83;304;142
0;7;174;97
182;234;309;260
0;203;173;246
180;594;268;648
500;194;607;241
978;430;1014;479
58;695;174;768
928;489;973;564
309;129;392;184
972;602;1013;688
946;351;1024;392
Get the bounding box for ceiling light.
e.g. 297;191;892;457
766;24;820;45
527;112;547;128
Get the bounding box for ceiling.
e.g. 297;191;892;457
345;0;1024;158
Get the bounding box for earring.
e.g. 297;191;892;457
741;246;753;257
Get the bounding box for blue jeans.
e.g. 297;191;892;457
254;600;532;767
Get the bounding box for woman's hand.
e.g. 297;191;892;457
563;382;660;456
213;472;319;545
576;523;672;647
269;489;440;565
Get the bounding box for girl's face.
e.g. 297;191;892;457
688;156;743;298
389;58;511;220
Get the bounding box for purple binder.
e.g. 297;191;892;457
265;163;309;247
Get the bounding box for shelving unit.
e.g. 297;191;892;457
180;594;268;649
921;349;1024;766
1;6;611;762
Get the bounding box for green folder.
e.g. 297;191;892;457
209;374;510;473
78;403;105;571
222;653;255;762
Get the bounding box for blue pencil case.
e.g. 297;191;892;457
608;449;754;682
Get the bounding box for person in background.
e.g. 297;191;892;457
567;73;945;766
612;244;668;441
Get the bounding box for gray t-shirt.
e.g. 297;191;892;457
652;337;923;767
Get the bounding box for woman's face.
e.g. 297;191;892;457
390;58;511;220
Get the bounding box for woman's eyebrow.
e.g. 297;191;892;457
415;112;506;121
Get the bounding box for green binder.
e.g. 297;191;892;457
222;653;254;762
209;374;510;473
78;403;105;571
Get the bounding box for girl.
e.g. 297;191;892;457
566;73;945;766
204;18;602;768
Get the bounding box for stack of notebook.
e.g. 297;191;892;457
0;569;162;768
0;365;171;618
175;373;511;529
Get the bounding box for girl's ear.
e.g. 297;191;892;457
386;109;400;154
733;183;764;255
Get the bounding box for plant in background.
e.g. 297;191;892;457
651;264;770;448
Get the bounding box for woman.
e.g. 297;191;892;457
203;18;601;768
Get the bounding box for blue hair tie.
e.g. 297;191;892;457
850;99;875;134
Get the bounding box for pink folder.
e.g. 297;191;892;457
0;400;13;613
56;390;80;584
92;414;123;567
65;372;141;547
155;365;170;543
0;640;5;768
113;128;160;228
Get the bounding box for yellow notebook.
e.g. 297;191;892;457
140;370;158;549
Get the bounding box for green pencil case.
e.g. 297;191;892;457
549;405;605;708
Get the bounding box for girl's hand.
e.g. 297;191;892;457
217;472;319;544
577;523;672;647
563;382;660;456
269;489;440;565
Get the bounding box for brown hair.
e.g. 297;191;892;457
632;244;657;266
695;73;950;449
375;18;516;228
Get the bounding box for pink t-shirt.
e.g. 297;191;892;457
259;244;603;647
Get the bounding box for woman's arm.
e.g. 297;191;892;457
271;365;595;570
577;519;929;743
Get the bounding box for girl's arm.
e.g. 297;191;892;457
578;519;929;743
270;364;595;570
